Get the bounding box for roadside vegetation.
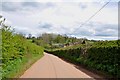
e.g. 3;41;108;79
45;40;119;78
1;16;44;78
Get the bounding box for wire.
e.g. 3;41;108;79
68;0;111;36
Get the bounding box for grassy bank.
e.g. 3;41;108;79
1;26;44;78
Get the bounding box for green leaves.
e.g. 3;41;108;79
46;40;119;77
2;26;44;78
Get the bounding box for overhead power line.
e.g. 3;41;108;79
68;0;111;36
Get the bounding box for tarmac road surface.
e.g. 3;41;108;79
21;52;94;78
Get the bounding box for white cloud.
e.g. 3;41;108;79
1;1;118;40
2;0;119;2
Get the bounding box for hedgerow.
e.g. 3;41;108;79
45;40;120;78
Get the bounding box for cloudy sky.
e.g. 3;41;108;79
0;0;119;40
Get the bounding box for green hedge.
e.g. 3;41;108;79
45;40;120;78
86;46;119;77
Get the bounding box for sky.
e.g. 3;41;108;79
0;0;119;40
